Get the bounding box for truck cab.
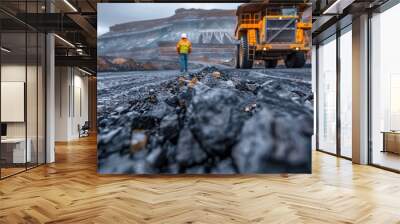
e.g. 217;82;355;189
235;3;311;69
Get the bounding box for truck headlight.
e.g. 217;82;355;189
263;47;267;51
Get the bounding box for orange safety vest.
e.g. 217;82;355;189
176;38;192;54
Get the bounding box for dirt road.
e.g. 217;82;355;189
98;66;311;95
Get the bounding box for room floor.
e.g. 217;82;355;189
0;135;399;223
0;167;25;177
1;163;45;178
372;150;400;171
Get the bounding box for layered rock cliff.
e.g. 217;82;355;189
98;8;237;61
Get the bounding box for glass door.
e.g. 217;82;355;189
0;1;47;179
1;30;28;178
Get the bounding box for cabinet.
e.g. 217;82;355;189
382;132;400;154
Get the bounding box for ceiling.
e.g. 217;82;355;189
0;0;99;73
311;0;392;44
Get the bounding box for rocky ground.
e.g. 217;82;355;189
97;66;313;174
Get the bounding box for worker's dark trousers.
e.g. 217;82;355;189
179;53;188;72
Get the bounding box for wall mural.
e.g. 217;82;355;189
97;2;313;174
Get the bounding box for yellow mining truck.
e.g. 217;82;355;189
235;2;311;69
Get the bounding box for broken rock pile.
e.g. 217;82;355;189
97;67;313;174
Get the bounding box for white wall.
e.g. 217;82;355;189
55;66;70;141
55;67;89;141
1;64;26;81
1;65;35;138
72;73;89;138
1;65;26;135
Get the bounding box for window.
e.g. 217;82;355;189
370;3;400;171
267;8;297;16
317;36;337;154
282;8;297;16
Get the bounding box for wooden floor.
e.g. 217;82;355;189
372;150;400;171
1;167;26;178
0;136;400;224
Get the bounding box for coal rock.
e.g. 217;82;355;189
201;75;220;87
273;116;311;167
177;86;194;108
131;160;156;174
211;158;236;174
176;126;207;167
245;83;258;92
98;153;134;174
165;95;179;107
166;163;180;174
256;86;312;118
146;146;166;167
97;66;313;174
131;115;159;130
217;80;236;89
232;108;311;173
100;127;122;145
164;141;177;163
160;113;179;140
98;126;132;159
187;88;245;156
186;165;207;174
147;101;175;121
232;109;276;173
130;131;147;152
191;81;210;96
212;71;221;79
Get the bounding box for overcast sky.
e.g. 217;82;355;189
97;3;240;36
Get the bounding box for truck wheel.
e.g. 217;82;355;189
239;34;253;69
285;52;305;68
264;59;278;68
235;44;240;69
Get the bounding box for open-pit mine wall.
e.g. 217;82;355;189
158;42;236;63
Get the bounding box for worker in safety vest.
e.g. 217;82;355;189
176;33;192;73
